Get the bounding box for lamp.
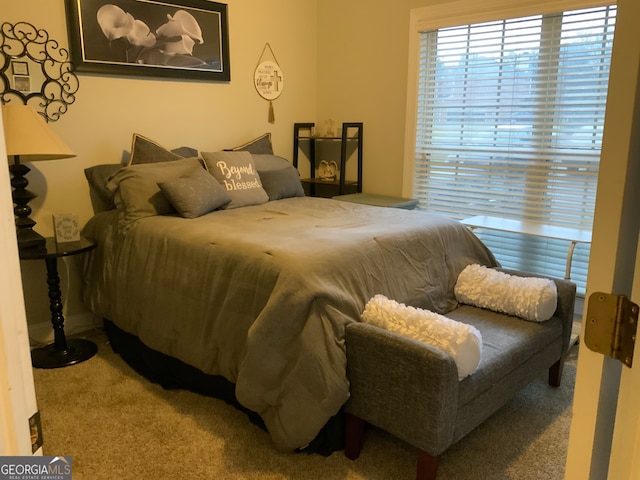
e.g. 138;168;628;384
2;105;75;252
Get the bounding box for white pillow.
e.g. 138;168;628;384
454;264;557;322
361;295;482;380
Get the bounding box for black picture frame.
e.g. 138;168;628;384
11;60;29;75
64;0;230;81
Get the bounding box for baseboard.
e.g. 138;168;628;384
571;295;584;346
571;319;582;346
29;312;100;347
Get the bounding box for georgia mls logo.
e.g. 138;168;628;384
0;456;72;480
47;456;71;475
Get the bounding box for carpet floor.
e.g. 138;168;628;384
32;328;577;480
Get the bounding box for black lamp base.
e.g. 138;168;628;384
10;157;47;253
17;227;46;250
31;338;98;369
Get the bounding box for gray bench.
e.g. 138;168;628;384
343;269;576;480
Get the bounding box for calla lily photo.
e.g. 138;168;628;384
64;0;230;81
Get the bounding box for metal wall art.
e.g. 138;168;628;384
0;22;79;122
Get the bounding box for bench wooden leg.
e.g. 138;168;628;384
417;449;439;480
345;413;439;479
344;413;366;460
549;358;564;387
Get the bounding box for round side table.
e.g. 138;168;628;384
21;237;98;369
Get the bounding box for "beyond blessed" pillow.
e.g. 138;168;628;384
201;150;269;209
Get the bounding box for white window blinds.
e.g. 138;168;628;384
414;5;616;293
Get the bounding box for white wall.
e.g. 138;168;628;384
316;0;410;196
315;0;463;197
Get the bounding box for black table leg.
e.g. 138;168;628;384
30;256;97;368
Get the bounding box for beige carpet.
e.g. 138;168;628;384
32;328;577;480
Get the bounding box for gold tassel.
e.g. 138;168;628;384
268;101;275;123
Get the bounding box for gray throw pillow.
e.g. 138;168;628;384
258;167;305;201
158;167;231;218
201;151;269;209
171;146;199;158
106;157;203;232
229;133;273;155
84;163;123;211
128;133;184;165
251;154;293;171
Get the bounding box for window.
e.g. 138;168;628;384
413;5;616;293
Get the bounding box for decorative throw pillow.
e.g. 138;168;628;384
128;133;185;165
229;133;273;155
454;264;558;322
84;163;123;211
362;294;482;380
158;167;231;218
201;151;269;209
258;167;304;201
251;154;293;171
106;157;203;232
170;146;199;158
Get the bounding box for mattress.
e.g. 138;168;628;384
82;196;498;451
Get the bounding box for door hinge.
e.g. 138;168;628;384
584;292;638;367
29;411;43;453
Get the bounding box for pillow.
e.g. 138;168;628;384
201;151;269;209
106;157;203;232
258;167;305;201
251;154;293;171
229;133;273;155
454;264;558;322
362;294;482;380
128;133;185;165
84;163;123;211
251;153;295;172
158;167;231;218
171;146;199;158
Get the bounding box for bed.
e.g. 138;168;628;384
81;134;498;453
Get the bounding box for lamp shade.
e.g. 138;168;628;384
2;105;75;161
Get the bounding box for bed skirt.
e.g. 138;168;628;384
103;319;344;456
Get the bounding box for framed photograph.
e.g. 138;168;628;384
11;60;29;76
64;0;230;81
53;214;81;244
13;76;31;92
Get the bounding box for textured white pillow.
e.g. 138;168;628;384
454;264;557;322
361;295;482;380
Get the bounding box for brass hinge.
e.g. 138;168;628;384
29;411;43;453
584;292;638;367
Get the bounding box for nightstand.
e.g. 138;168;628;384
20;237;98;368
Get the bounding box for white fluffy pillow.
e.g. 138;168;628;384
454;264;557;322
361;295;482;380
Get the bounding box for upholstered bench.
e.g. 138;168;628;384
343;269;576;480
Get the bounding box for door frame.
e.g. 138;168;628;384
0;108;40;455
565;0;640;477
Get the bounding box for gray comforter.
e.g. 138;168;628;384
82;196;497;451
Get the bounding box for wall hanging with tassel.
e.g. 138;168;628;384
254;43;283;123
